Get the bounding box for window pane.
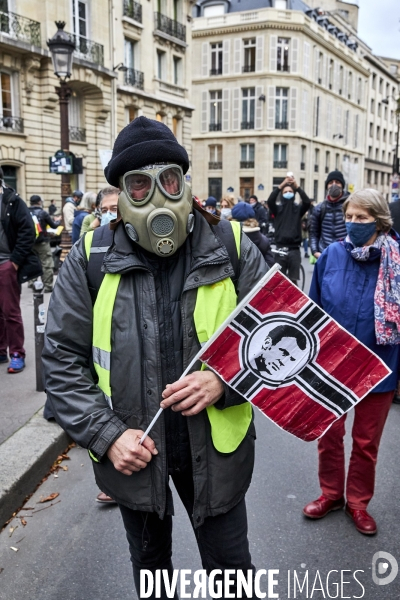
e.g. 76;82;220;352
273;144;279;161
241;145;246;161
1;73;12;116
249;145;254;161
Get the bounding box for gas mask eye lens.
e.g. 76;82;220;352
159;167;182;197
125;173;153;202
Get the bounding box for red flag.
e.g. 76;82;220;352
200;269;391;441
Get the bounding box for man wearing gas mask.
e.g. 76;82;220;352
43;117;267;599
309;170;349;259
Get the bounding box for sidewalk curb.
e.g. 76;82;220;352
0;408;70;527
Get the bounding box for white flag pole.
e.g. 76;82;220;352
139;263;281;445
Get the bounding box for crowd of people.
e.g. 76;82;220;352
1;115;400;598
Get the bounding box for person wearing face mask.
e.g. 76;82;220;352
309;170;349;260
220;195;234;220
267;176;311;284
204;195;220;217
42;116;268;599
248;195;269;234
303;189;400;536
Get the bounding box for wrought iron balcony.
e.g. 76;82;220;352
242;64;255;73
209;161;222;170
66;32;104;65
277;64;290;72
273;160;287;169
241;121;254;129
314;164;319;172
275;121;288;129
300;162;305;170
240;161;254;169
69;127;86;142
154;12;186;42
0;115;23;133
123;0;142;23
209;123;222;131
210;68;222;76
0;10;41;46
125;68;144;90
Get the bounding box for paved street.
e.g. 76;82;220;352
1;402;400;600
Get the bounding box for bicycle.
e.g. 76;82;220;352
271;247;306;292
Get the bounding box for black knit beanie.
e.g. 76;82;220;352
325;170;345;189
104;116;190;187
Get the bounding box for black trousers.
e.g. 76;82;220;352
274;247;301;282
119;469;255;599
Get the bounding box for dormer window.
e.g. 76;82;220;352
203;4;225;17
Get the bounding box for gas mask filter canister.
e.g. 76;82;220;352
118;164;194;257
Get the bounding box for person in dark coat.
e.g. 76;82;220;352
309;170;349;259
267;176;310;284
248;194;269;233
231;202;274;268
304;188;400;536
0;168;36;373
29;195;60;292
389;200;400;236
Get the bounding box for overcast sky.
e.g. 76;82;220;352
354;0;400;59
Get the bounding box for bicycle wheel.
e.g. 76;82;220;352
299;263;305;292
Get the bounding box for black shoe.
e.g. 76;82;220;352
393;395;400;405
304;253;310;258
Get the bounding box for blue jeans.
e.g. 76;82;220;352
119;469;255;599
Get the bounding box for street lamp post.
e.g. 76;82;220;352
47;22;75;254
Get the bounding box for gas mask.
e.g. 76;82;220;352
118;164;194;257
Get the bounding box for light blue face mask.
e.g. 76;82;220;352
101;211;117;226
283;192;294;200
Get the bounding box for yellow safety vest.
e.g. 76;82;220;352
84;222;252;455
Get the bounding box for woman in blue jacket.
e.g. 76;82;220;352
303;189;400;536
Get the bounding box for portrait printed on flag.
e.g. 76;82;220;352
200;270;391;442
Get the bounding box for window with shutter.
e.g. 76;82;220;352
255;85;263;130
222;89;230;132
255;36;264;73
269;35;277;72
202;42;209;77
201;90;208;133
267;85;275;130
303;42;310;79
232;88;240;131
234;39;241;74
301;89;308;134
289;87;297;131
326;101;332;140
291;38;298;73
223;39;230;75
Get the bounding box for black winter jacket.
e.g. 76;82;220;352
267;187;311;248
243;227;275;268
43;213;267;526
0;186;35;266
252;202;269;226
29;205;59;243
309;193;349;255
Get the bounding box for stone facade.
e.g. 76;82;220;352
191;6;368;202
0;0;193;206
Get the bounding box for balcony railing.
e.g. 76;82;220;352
0;10;41;46
241;121;254;129
0;115;23;133
277;64;290;72
314;164;319;172
209;123;222;131
123;0;142;23
154;12;186;42
125;68;144;90
300;162;305;170
210;68;222;76
240;161;254;168
242;64;255;73
275;121;288;129
273;160;287;169
209;161;222;169
69;126;86;142
66;32;104;65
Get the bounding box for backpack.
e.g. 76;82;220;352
29;208;45;242
85;220;241;305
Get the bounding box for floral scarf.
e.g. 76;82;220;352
347;233;400;345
